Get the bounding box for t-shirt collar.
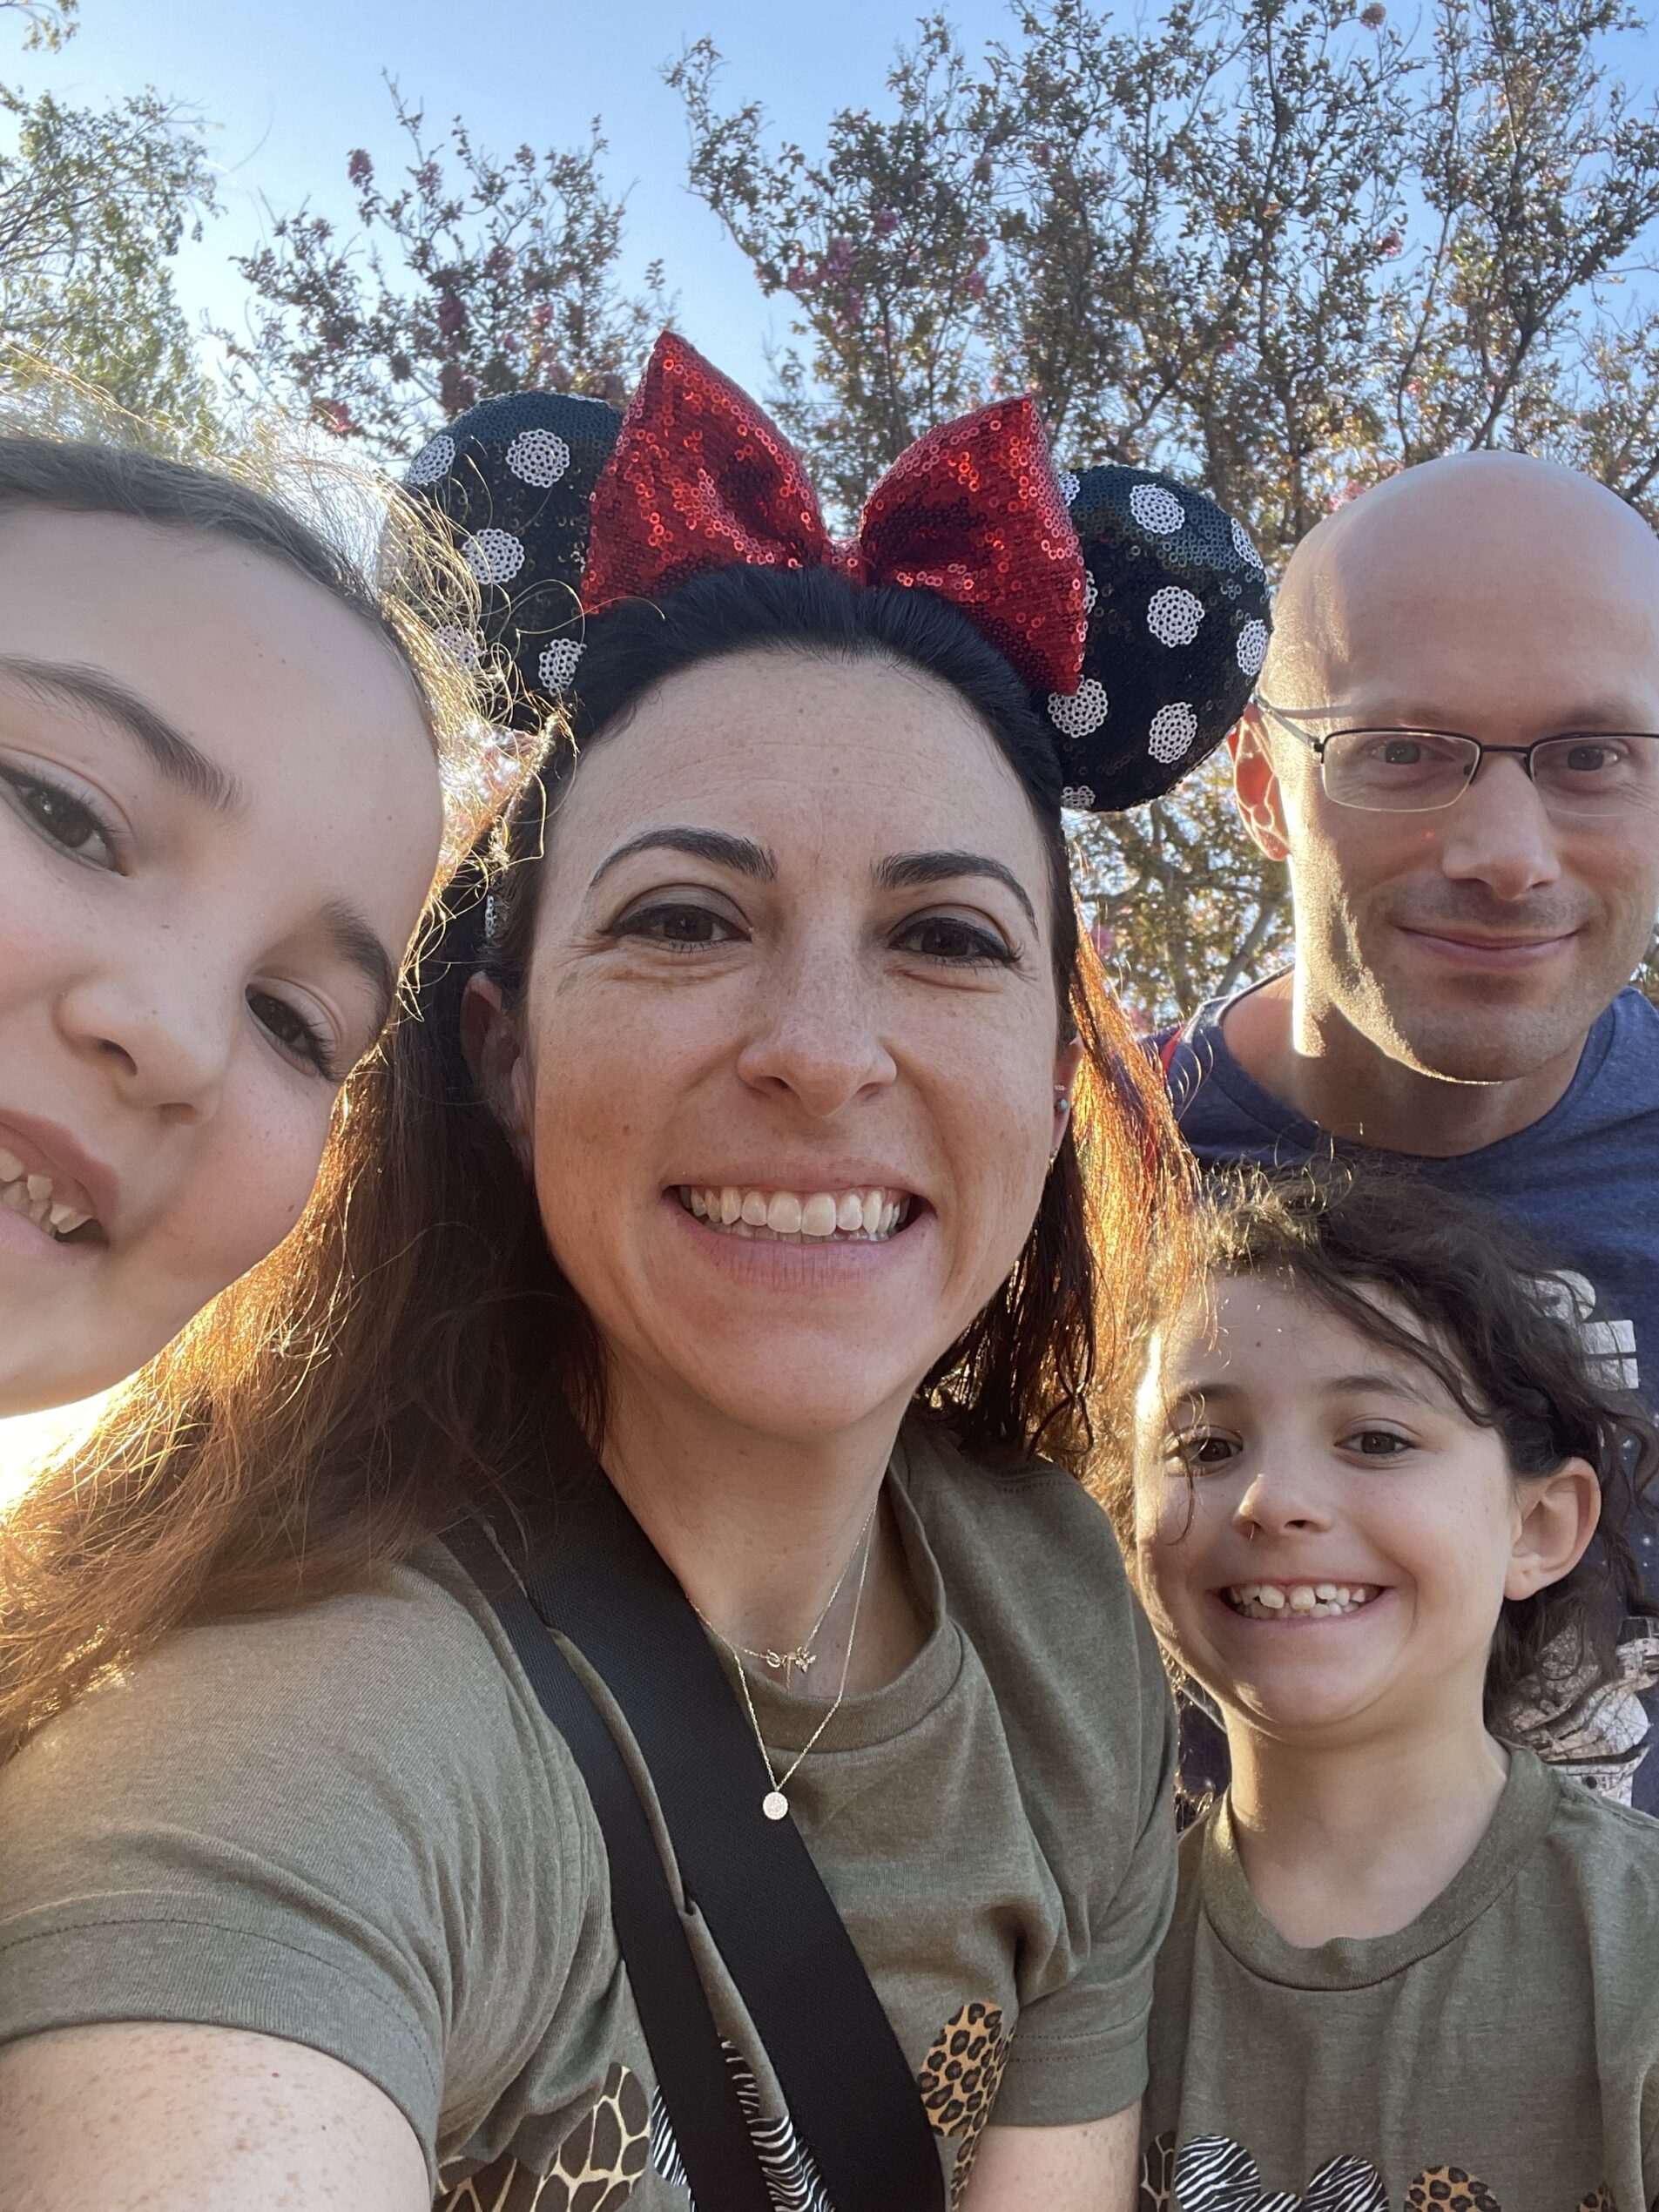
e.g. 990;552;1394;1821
1197;1745;1562;1990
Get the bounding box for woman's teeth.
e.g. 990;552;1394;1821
1225;1581;1379;1621
679;1185;910;1241
0;1148;92;1239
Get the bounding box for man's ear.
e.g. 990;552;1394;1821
1506;1458;1601;1602
462;973;533;1167
1231;708;1293;864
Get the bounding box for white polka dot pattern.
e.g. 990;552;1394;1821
1129;484;1184;535
507;428;570;487
1231;516;1264;569
538;638;583;693
1083;572;1098;612
1057;469;1081;508
1148;702;1198;763
1147;585;1205;646
1235;618;1268;676
434;623;483;671
407;432;455;486
1059;784;1096;809
464;528;526;586
1048;678;1109;738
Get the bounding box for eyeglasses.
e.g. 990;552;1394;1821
1257;701;1659;819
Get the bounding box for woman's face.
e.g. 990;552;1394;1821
0;509;443;1413
494;647;1076;1449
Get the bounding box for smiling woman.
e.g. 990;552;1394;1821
0;435;494;1417
0;340;1268;2212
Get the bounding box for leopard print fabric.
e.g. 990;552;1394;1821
917;2000;1012;2209
1405;2170;1504;2212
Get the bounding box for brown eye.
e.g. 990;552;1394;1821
1;766;116;867
895;915;1015;965
616;901;742;948
247;989;334;1077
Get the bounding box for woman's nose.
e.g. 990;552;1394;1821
735;940;897;1119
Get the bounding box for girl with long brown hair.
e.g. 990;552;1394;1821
0;338;1269;2212
0;433;488;1415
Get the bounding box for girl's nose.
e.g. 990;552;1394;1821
57;961;233;1123
1232;1462;1335;1541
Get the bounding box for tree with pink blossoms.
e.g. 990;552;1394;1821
224;79;665;458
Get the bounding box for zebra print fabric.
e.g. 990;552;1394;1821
649;2040;833;2212
1174;2134;1389;2212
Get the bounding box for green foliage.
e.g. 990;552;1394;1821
226;80;668;458
672;0;1659;1017
0;4;219;443
0;0;77;54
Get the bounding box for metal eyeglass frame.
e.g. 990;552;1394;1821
1254;698;1659;814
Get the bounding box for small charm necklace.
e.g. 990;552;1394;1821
719;1515;870;1686
697;1499;878;1821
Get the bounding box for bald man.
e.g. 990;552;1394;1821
1158;451;1659;1800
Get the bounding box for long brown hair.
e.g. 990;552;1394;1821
0;563;1191;1760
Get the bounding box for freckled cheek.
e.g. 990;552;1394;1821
0;873;84;1011
127;1087;333;1296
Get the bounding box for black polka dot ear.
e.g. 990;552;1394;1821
1042;465;1272;812
403;391;624;732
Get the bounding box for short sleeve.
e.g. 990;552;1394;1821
994;1595;1178;2125
0;1553;591;2181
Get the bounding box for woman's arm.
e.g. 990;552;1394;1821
0;2024;430;2212
965;2104;1140;2210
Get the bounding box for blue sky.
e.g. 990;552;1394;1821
11;0;1658;408
6;0;1028;399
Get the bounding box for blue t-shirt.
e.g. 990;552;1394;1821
1159;980;1659;1805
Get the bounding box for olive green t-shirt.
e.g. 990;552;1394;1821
0;1420;1176;2209
1142;1747;1659;2210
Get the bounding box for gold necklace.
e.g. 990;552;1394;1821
717;1507;873;1685
701;1504;877;1822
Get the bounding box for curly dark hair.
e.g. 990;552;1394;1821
1116;1161;1659;1732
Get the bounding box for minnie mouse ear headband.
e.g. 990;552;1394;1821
405;330;1271;812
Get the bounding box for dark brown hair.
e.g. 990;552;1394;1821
0;562;1190;1759
1119;1163;1659;1729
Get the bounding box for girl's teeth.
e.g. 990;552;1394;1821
683;1185;910;1243
1228;1581;1378;1619
0;1160;91;1239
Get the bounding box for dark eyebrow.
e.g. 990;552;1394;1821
0;655;240;813
319;899;398;1034
1170;1368;1444;1411
1322;1368;1445;1408
875;848;1038;931
588;826;777;890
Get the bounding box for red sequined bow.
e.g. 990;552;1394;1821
583;332;1089;696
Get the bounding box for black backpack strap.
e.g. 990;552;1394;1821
442;1521;774;2212
523;1473;947;2212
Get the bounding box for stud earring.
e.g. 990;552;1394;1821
1049;1089;1073;1169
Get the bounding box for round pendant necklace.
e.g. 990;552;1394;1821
698;1498;878;1821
